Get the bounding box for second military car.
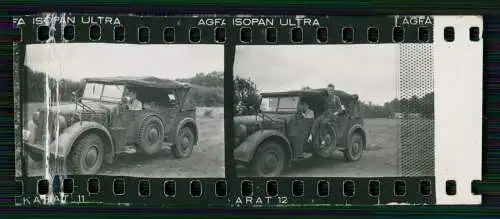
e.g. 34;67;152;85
233;88;367;177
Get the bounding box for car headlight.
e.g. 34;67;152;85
52;115;68;135
56;115;68;130
236;124;247;137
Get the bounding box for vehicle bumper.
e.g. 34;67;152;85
22;129;65;158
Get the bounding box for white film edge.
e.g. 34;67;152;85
434;16;483;205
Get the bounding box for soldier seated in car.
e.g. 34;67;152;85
307;84;345;146
123;91;143;111
299;101;315;119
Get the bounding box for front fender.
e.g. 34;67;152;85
54;121;115;158
175;117;198;145
233;130;292;163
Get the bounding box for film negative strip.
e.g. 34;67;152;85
12;14;483;207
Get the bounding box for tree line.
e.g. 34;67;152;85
234;76;434;118
360;94;434;118
24;66;224;107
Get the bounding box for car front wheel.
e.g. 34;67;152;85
68;133;105;175
251;141;286;177
343;132;364;161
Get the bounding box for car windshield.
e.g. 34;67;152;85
260;96;300;113
82;83;103;100
82;83;125;102
101;84;125;102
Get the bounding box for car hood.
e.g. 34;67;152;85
27;101;118;144
37;101;119;116
234;113;293;126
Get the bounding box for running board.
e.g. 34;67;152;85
116;143;175;155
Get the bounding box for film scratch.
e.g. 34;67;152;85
12;14;483;207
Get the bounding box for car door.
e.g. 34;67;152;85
111;87;144;148
111;100;138;149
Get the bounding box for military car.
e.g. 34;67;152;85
233;88;367;177
23;76;198;175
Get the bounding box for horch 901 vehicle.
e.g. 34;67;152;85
233;88;367;177
23;76;198;175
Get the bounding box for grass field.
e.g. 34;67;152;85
21;102;225;178
284;118;403;177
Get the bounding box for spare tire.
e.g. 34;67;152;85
312;123;337;158
136;113;165;155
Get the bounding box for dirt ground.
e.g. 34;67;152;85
237;118;401;177
22;103;225;178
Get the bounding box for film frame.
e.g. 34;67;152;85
12;14;483;207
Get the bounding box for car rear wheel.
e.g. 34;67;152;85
68;133;104;175
343;132;364;161
172;126;195;158
251;141;286;177
137;114;165;155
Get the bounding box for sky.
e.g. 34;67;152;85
233;45;400;105
24;43;224;81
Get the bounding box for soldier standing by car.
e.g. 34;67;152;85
307;84;345;145
296;101;315;158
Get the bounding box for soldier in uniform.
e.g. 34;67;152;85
123;91;143;111
295;101;315;158
307;84;345;146
298;101;315;119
